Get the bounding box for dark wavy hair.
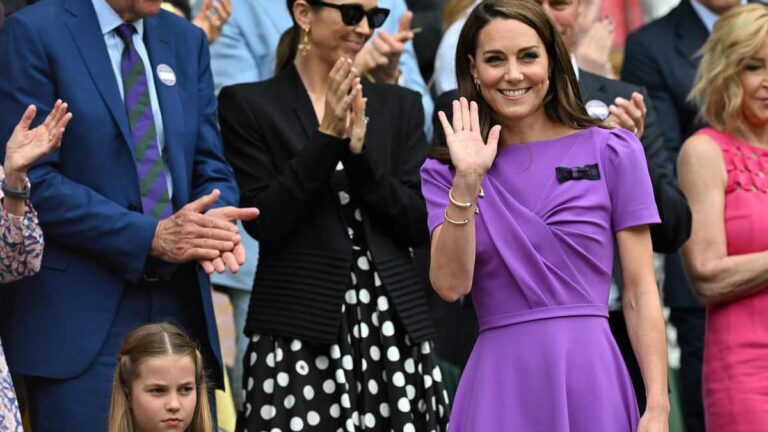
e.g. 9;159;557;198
430;0;597;163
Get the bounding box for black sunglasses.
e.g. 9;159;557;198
305;0;390;29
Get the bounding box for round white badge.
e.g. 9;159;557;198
585;99;609;120
156;64;176;86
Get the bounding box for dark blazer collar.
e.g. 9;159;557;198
277;63;320;139
674;0;709;69
577;69;608;102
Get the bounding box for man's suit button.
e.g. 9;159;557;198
128;204;139;211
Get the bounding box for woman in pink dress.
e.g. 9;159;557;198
678;5;768;432
0;100;71;431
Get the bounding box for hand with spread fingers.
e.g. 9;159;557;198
192;0;232;44
4;100;72;183
437;97;501;179
319;57;361;138
603;92;647;139
354;11;414;84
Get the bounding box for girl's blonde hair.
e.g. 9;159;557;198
689;4;768;136
107;322;213;432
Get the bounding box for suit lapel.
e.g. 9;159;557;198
64;0;131;147
143;15;186;209
675;0;709;70
578;70;609;103
286;65;319;139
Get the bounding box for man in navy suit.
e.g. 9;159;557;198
0;0;258;429
622;1;744;430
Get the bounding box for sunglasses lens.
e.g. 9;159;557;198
369;8;389;28
339;5;365;26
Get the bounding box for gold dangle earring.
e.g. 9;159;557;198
298;26;312;56
474;78;481;92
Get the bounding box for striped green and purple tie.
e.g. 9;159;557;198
116;23;173;219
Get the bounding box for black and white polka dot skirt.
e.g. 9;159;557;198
237;182;449;432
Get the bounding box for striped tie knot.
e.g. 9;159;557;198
115;23;136;46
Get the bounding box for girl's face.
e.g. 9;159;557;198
130;354;198;432
470;19;551;124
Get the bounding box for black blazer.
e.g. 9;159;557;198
433;73;692;254
578;70;691;254
621;0;706;308
218;64;435;345
621;0;707;168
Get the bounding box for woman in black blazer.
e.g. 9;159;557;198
218;1;449;430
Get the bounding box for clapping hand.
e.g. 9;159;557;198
603;92;646;139
354;11;414;84
202;204;260;274
150;189;259;274
437;98;501;179
4;100;72;181
319;58;362;139
347;88;367;154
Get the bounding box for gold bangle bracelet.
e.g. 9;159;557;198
444;208;470;225
448;188;473;209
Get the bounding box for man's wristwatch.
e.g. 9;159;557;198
2;177;31;200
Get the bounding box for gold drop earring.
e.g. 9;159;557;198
298;26;311;56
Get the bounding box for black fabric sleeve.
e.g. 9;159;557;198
344;91;430;249
639;89;692;253
218;86;348;249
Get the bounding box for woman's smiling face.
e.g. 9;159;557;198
470;18;551;124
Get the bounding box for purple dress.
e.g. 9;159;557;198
421;127;659;431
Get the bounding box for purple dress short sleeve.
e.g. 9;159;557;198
420;158;453;234
601;127;660;232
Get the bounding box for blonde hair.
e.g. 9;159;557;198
690;4;768;135
107;323;214;432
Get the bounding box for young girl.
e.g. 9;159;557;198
107;323;213;432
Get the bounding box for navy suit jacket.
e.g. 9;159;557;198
0;0;238;378
621;0;706;308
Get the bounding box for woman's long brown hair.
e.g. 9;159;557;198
430;0;597;164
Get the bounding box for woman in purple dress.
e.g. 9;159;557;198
420;0;669;430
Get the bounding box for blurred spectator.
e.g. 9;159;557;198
622;1;746;431
405;0;446;82
597;0;644;49
163;0;232;43
678;5;768;430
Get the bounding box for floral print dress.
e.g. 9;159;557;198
0;170;45;432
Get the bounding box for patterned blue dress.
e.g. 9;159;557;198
0;170;45;432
